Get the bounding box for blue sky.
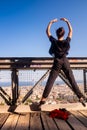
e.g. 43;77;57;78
0;0;87;57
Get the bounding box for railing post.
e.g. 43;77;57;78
11;69;19;105
83;69;87;93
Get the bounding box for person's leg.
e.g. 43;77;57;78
42;69;58;98
62;57;86;107
40;59;62;104
62;58;85;99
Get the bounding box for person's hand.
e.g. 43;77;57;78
60;18;68;22
60;18;72;38
50;18;58;23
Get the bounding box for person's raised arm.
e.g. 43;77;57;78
60;18;73;39
46;18;58;38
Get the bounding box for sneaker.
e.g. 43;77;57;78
39;100;46;106
33;101;46;111
30;102;41;111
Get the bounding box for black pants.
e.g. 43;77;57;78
42;57;84;99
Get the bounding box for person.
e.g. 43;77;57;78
39;18;86;107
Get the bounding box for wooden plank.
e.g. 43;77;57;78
41;112;50;130
0;111;87;130
0;113;9;129
54;118;71;130
15;113;30;130
41;112;58;130
67;112;87;130
71;111;87;127
80;110;87;117
30;112;43;130
1;113;19;130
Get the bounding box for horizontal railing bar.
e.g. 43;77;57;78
0;56;87;59
0;62;87;65
0;66;87;70
0;57;87;70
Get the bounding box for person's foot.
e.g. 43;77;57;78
79;97;86;107
38;97;46;106
30;102;41;111
39;100;46;106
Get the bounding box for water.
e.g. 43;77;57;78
0;80;83;87
0;81;34;87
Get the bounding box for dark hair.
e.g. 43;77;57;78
56;27;65;38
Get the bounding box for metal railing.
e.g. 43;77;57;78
0;57;87;105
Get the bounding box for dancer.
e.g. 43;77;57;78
39;18;86;107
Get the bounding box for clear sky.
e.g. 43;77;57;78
0;0;87;57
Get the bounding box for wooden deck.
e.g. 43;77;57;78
0;110;87;130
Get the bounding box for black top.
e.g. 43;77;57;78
49;36;71;58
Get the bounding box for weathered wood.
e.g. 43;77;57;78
0;111;87;130
1;114;19;130
67;113;87;130
30;112;43;130
71;111;87;127
79;110;87;117
0;113;9;129
15;113;30;130
54;118;71;130
41;112;58;130
41;112;50;130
